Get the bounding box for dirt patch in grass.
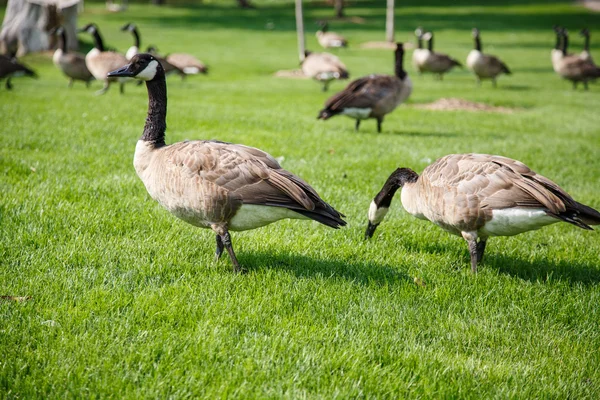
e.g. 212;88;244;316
360;41;414;50
413;98;518;113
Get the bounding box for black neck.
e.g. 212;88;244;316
59;29;68;53
474;35;482;51
427;33;434;51
91;29;105;51
583;33;590;51
141;73;167;147
132;28;140;48
322;23;328;33
417;36;423;49
395;44;406;80
562;33;569;55
554;32;561;50
374;168;419;209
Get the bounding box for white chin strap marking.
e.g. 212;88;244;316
137;60;159;81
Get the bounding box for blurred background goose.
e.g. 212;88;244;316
301;50;349;91
556;29;600;90
50;26;94;88
466;28;511;87
551;26;567;73
579;28;594;64
121;23;184;77
315;22;347;49
317;43;411;132
164;52;208;78
0;54;37;90
412;27;429;74
365;153;600;273
418;31;462;80
78;23;130;95
107;53;346;273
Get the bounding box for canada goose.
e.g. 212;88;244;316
316;22;348;49
579;28;594;64
50;26;94;88
317;43;411;133
120;23;184;77
301;50;349;91
165;52;208;78
419;31;462;80
365;153;600;273
0;54;37;90
466;28;511;87
556;29;600;90
107;53;346;273
412;28;430;74
551;26;567;73
78;23;130;95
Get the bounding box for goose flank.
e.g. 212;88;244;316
0;54;37;90
316;22;348;49
419;31;462;80
365;154;600;273
317;43;412;133
107;54;346;273
466;28;511;87
50;26;94;88
301;50;349;91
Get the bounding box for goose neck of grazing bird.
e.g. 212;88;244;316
132;27;140;48
561;32;569;55
583;32;590;51
395;44;407;80
554;31;561;50
58;29;68;53
90;29;105;52
141;73;167;147
474;34;482;52
370;168;418;222
427;33;434;51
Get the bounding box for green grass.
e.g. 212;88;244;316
1;0;600;397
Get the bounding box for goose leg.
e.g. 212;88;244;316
95;81;109;96
355;119;360;132
212;224;244;273
584;81;589;91
476;239;487;263
215;234;224;261
86;80;91;88
68;78;74;88
322;81;329;92
461;231;479;273
376;118;383;133
6;78;12;90
120;82;125;94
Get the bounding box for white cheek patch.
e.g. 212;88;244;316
137;60;159;81
368;201;389;225
342;107;372;119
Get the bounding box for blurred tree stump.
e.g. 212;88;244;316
0;0;80;56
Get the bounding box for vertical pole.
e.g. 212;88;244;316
295;0;305;62
386;0;395;43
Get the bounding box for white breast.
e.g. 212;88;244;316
480;208;558;237
466;50;482;70
126;46;139;61
229;205;306;231
342;107;372;119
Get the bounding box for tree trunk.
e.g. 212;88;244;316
0;0;80;56
334;0;344;18
295;0;305;62
386;0;395;42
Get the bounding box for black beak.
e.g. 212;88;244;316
108;64;134;78
364;222;379;240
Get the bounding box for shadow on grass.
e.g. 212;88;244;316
242;251;411;286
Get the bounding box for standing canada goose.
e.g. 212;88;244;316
556;29;600;90
316;22;348;49
120;23;184;76
365;154;600;273
579;28;594;64
0;54;37;90
466;28;511;87
301;50;349;91
78;23;130;95
551;26;567;73
165;52;208;78
419;31;462;80
107;54;346;273
50;26;94;88
412;27;430;74
317;43;411;133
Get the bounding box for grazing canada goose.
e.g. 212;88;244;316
316;22;348;49
301;50;349;91
107;53;346;273
50;26;94;88
419;31;462;80
365;153;600;273
165;52;208;78
412;28;430;74
78;23;130;95
317;43;411;133
466;28;511;87
556;29;600;90
120;23;184;76
579;28;594;64
0;54;37;90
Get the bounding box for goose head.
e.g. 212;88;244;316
121;22;137;32
472;28;480;38
78;23;98;34
365;168;419;239
579;28;590;38
108;53;163;81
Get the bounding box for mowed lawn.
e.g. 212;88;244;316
1;0;600;397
